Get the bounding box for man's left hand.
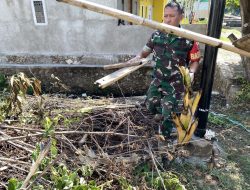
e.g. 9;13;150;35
189;62;199;73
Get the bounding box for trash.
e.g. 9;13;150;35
204;129;216;140
66;59;73;64
82;93;87;98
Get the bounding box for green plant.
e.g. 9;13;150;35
235;78;250;103
8;72;41;112
118;177;134;190
134;162;185;189
172;66;202;144
0;73;8;91
50;164;106;189
208;113;230;126
0;72;42;120
225;0;240;15
142;172;185;190
8;178;22;190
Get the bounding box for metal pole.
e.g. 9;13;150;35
195;0;226;137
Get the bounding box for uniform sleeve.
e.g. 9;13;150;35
188;41;201;63
142;32;156;53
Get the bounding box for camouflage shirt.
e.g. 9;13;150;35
143;30;197;82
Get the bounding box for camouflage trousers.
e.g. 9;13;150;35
146;78;184;136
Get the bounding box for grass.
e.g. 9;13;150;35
181;18;208;25
211;162;246;190
181;19;242;43
170;157;249;190
220;28;242;42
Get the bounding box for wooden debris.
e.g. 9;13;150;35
233;33;250;52
103;58;150;70
95;60;149;89
20;140;51;189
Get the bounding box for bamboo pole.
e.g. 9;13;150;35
56;0;250;58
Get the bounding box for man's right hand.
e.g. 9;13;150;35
127;55;141;64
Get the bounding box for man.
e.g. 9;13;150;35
189;11;194;24
129;2;200;137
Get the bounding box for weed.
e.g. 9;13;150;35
211;162;245;190
0;73;8;91
7;178;22;190
208;112;231;127
227;153;250;187
118;177;134;190
0;72;43;122
234;77;250;104
133;162;185;189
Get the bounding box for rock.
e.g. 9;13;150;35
213;49;245;103
174;138;213;168
68;94;78;99
204;175;219;186
66;59;73;64
185;139;213;157
81;93;87;98
73;60;80;65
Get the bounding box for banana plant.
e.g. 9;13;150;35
172;66;202;144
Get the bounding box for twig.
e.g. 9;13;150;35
0;131;34;153
0;157;31;165
20;140;51;189
91;135;105;155
0;161;28;173
0;181;7;189
0;133;43;142
127;117;131;153
0;124;44;132
54;130;144;137
60;135;78;152
0;131;145;143
26;153;64;190
147;140;167;190
102;137;156;149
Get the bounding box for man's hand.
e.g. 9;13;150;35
127;50;151;64
127;55;141;64
189;62;199;73
189;62;199;83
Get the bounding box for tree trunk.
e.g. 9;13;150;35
240;0;250;81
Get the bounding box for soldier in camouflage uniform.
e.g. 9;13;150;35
128;2;200;137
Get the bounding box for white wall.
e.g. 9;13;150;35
0;0;206;56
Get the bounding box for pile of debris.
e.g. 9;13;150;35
0;95;191;189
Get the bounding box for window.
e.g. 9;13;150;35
31;0;48;25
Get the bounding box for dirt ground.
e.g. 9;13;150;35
0;93;249;190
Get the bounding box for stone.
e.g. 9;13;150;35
185;139;213;157
213;49;245;104
81;93;87;98
72;60;80;65
66;59;73;64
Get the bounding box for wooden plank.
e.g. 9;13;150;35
95;60;150;89
57;0;250;57
103;58;149;70
233;34;250;52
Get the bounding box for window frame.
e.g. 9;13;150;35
31;0;48;26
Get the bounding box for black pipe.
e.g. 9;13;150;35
195;0;226;138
